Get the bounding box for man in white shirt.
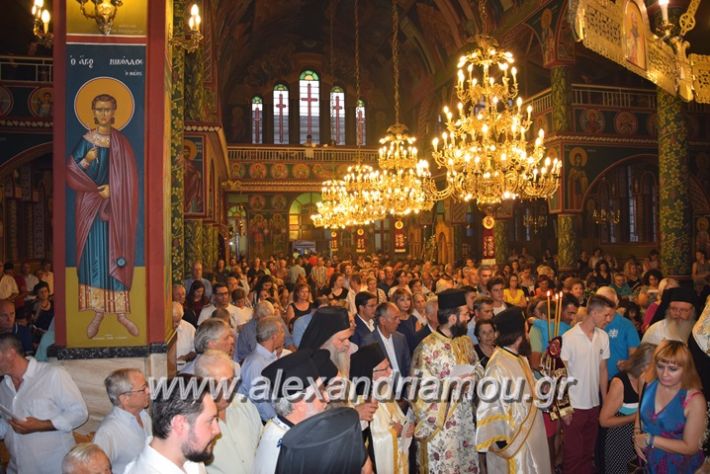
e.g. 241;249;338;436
125;375;221;474
0;334;88;474
362;302;411;377
93;368;152;473
252;349;335;474
346;274;364;316
173;302;196;370
197;283;239;327
195;350;262;474
560;294;615;474
231;288;253;327
20;263;39;304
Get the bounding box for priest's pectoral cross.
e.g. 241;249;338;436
301;83;318;135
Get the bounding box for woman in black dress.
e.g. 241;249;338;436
286;283;315;328
599;342;655;473
328;272;349;302
184;280;208;328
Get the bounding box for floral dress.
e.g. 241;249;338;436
639;380;705;473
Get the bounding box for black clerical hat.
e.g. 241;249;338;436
667;287;697;305
349;343;386;380
493;307;526;337
275;407;367;474
298;306;351;350
261;349;335;398
437;288;467;310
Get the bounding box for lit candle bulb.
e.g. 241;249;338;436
659;0;669;23
41;9;50;33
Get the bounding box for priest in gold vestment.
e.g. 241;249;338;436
476;308;551;473
411;289;482;474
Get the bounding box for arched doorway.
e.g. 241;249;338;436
289;193;327;251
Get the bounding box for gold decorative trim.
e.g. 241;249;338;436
571;0;709;103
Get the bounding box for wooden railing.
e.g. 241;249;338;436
227;145;379;163
0;55;53;83
526;84;659;113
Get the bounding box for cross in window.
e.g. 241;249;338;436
356;108;365;146
332;95;343;143
253;107;262;144
275;93;287;144
301;82;318;136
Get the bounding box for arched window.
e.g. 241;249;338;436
273;84;289;144
251;96;263;144
330;87;345;145
299;70;320;144
355;99;366;146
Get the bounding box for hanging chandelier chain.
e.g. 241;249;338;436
329;0;335;80
355;0;361;105
392;0;400;124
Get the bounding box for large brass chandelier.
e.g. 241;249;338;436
311;0;386;228
429;36;561;207
377;0;435;216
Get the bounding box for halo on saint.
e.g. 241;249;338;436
182;139;198;161
74;77;135;131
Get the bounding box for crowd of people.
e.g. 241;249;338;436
0;247;708;473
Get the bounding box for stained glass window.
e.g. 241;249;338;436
330;87;345;145
355;99;366;146
251;96;263;144
273;84;289;144
299;70;320;144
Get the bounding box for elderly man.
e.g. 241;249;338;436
411;289;481;473
197;283;240;327
181;319;237;375
61;443;111;474
0;299;33;355
195;350;263;474
0;334;88;473
253;349;336;474
362;302;411;377
125;375;221;473
93;368;151;473
236;301;295;363
184;260;213;298
239;317;285;421
299;306;353;376
642;287;698;344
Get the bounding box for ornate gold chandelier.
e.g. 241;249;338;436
429;36;561;207
377;0;434;217
311;179;350;229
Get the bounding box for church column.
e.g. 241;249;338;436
551;66;572;133
170;0;187;284
657;89;691;276
494;219;512;267
185;220;204;271
201;222;212;271
557;214;579;272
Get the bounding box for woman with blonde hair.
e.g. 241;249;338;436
633;340;707;472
